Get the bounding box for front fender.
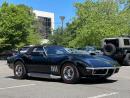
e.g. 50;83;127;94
59;59;89;74
14;58;25;65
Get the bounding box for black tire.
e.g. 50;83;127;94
14;61;27;79
103;44;116;56
123;53;130;66
61;63;80;84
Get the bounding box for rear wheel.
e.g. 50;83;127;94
61;63;80;84
14;61;27;79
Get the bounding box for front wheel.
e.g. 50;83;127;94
14;61;27;79
61;63;80;84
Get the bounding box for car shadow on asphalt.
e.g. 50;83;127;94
5;76;117;85
78;78;117;85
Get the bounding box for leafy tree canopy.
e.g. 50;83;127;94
50;0;130;48
0;2;41;50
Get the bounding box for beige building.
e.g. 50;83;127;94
33;10;54;39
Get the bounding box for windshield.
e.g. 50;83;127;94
85;46;96;51
65;48;88;54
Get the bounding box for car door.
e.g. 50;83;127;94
27;47;50;73
44;46;68;75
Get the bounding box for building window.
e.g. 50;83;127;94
38;16;52;39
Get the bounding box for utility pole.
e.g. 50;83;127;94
59;16;65;34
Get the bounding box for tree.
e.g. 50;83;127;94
49;26;76;47
0;2;41;50
67;0;130;48
68;0;120;47
48;0;130;48
49;28;64;46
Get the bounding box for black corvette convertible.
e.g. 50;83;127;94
7;45;120;83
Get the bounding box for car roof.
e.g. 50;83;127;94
31;45;64;48
22;45;64;48
24;45;64;53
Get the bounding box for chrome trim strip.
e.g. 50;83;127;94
112;63;116;75
106;69;109;75
43;47;48;56
50;75;61;79
112;68;116;75
86;67;120;70
28;73;61;79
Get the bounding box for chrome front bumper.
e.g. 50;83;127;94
86;67;120;76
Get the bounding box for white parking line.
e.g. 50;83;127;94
88;92;119;98
0;84;36;90
0;66;8;68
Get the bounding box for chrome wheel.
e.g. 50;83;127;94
63;66;74;80
14;61;27;79
61;63;80;84
15;65;23;77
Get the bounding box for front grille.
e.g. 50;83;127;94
93;69;107;75
107;69;114;75
108;69;114;73
86;67;120;76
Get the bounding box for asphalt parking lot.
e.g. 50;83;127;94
0;60;130;98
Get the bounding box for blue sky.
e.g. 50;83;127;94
0;0;84;28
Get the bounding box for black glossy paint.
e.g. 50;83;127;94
7;45;120;76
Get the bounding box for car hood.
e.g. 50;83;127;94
69;54;120;68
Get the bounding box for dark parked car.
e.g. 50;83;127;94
7;45;120;83
0;45;33;60
0;50;17;60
